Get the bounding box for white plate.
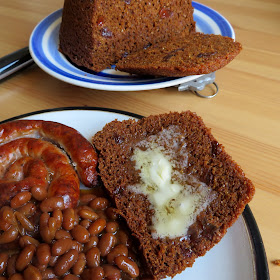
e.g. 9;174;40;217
29;2;235;91
1;107;269;280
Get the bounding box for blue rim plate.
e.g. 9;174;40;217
29;2;235;91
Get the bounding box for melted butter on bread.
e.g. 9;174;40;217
129;126;214;239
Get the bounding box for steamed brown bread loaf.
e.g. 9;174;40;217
92;111;255;279
59;0;195;72
116;33;242;77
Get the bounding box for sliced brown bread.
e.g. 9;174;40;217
59;0;195;72
116;33;242;77
92;111;255;279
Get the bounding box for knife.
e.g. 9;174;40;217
0;47;34;81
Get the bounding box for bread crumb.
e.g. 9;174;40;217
272;259;280;266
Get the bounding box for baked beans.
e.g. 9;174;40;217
70;225;90;243
0;226;18;244
54;249;78;276
86;247;100;268
98;233;117;257
30;186;48;202
17;202;36;217
15;244;36;271
88;218;106;235
9;273;24;280
78;208;98;221
0;190;141;279
23;265;42;280
115;255;139;278
0;253;8;274
40;197;64;213
19;236;40;248
52;238;73;256
107;244;128;264
102;264;121;280
72;253;86;275
62;209;75;231
11;192;32;209
36;244;51;265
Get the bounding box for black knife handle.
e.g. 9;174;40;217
0;47;34;81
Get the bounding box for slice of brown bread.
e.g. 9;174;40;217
116;33;242;77
59;0;195;72
92;111;255;279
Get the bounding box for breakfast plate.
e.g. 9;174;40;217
1;107;269;280
29;2;235;91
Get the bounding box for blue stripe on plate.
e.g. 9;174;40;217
193;2;234;38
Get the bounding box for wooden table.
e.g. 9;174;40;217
0;0;279;279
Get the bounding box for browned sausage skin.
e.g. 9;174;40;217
0;120;98;208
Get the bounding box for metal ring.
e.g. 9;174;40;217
193;82;219;98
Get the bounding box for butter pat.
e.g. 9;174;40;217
130;126;213;239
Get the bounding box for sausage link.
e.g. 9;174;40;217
0;120;98;186
0;139;79;209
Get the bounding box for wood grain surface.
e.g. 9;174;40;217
0;0;279;279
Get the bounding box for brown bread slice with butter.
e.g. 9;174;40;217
116;33;242;77
92;111;254;279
